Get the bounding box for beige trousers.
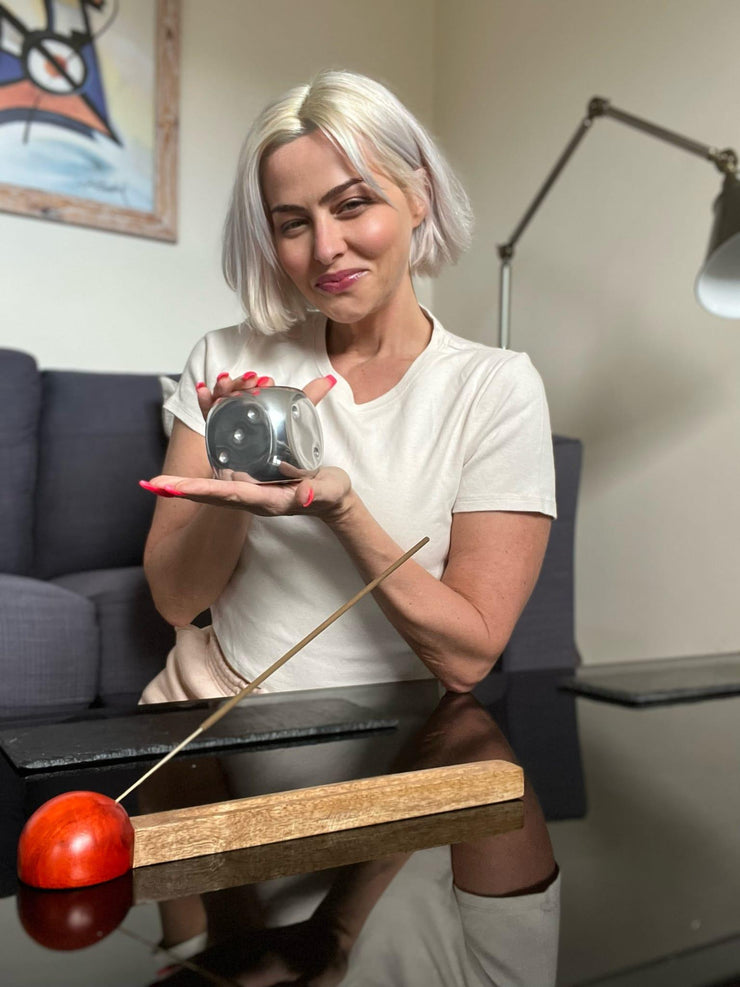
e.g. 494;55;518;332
139;624;252;704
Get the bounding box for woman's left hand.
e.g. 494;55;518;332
142;464;352;519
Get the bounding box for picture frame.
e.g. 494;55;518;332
0;0;180;242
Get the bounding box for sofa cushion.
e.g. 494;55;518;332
53;566;175;702
0;350;40;576
0;574;98;711
33;370;170;579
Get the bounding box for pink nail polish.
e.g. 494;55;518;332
216;372;229;382
163;485;185;497
302;488;315;508
256;376;270;386
139;480;173;497
251;388;261;395
242;371;257;382
195;381;207;390
325;374;337;387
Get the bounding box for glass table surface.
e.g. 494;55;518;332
0;668;738;986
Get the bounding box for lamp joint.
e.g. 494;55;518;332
498;243;514;261
710;147;739;176
587;96;610;119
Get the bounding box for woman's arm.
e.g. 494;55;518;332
144;373;337;627
143;419;252;626
323;494;551;692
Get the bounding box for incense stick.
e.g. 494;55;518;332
115;537;428;804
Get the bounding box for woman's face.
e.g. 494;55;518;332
261;130;426;325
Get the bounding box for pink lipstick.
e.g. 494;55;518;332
315;269;367;294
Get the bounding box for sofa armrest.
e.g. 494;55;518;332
0;349;40;576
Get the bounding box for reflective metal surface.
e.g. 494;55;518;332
205;386;323;484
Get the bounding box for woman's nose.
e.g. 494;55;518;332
313;219;344;266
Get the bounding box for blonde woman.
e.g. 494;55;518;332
139;70;556;703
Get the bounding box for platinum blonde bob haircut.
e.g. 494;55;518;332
223;70;473;334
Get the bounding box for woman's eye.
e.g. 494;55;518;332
338;197;370;213
279;218;306;235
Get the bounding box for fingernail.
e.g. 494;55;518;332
325;374;337;387
195;381;207;390
302;488;315;508
216;372;230;381
256;376;270;386
163;485;186;497
139;480;173;497
242;371;257;382
251;388;261;395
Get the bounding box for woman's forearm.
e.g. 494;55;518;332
144;503;252;627
323;495;509;692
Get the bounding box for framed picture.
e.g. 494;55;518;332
0;0;180;241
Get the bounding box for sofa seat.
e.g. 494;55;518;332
53;567;175;705
0;573;98;713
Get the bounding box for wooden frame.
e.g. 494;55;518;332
0;0;180;241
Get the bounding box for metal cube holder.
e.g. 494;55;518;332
205;386;323;484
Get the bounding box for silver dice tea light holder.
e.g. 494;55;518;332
205;386;324;483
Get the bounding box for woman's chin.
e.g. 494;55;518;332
312;295;373;324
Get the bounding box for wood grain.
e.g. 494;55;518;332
131;759;523;868
133;801;524;902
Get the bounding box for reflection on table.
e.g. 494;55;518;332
1;678;569;986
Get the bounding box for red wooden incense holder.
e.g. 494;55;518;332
16;540;427;890
17;791;134;889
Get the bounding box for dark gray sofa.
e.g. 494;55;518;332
0;347;581;714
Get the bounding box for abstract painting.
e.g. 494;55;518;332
0;0;179;240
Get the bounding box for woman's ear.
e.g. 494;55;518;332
408;167;430;228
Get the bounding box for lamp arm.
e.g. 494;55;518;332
497;96;739;348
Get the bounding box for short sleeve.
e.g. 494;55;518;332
453;352;557;519
163;334;209;436
164;326;247;438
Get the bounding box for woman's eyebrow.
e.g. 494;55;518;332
270;178;365;214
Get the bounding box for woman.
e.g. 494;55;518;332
139;70;556;702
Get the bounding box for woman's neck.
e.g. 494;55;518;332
324;287;433;404
326;286;432;361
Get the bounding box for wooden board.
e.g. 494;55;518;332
133;801;524;902
131;759;523;868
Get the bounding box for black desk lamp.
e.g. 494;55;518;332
498;97;740;348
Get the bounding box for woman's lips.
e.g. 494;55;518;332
315;270;368;294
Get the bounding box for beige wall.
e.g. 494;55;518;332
0;0;434;372
434;0;740;663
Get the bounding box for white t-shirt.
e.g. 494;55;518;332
165;308;556;691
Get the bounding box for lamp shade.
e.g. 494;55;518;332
695;174;740;317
